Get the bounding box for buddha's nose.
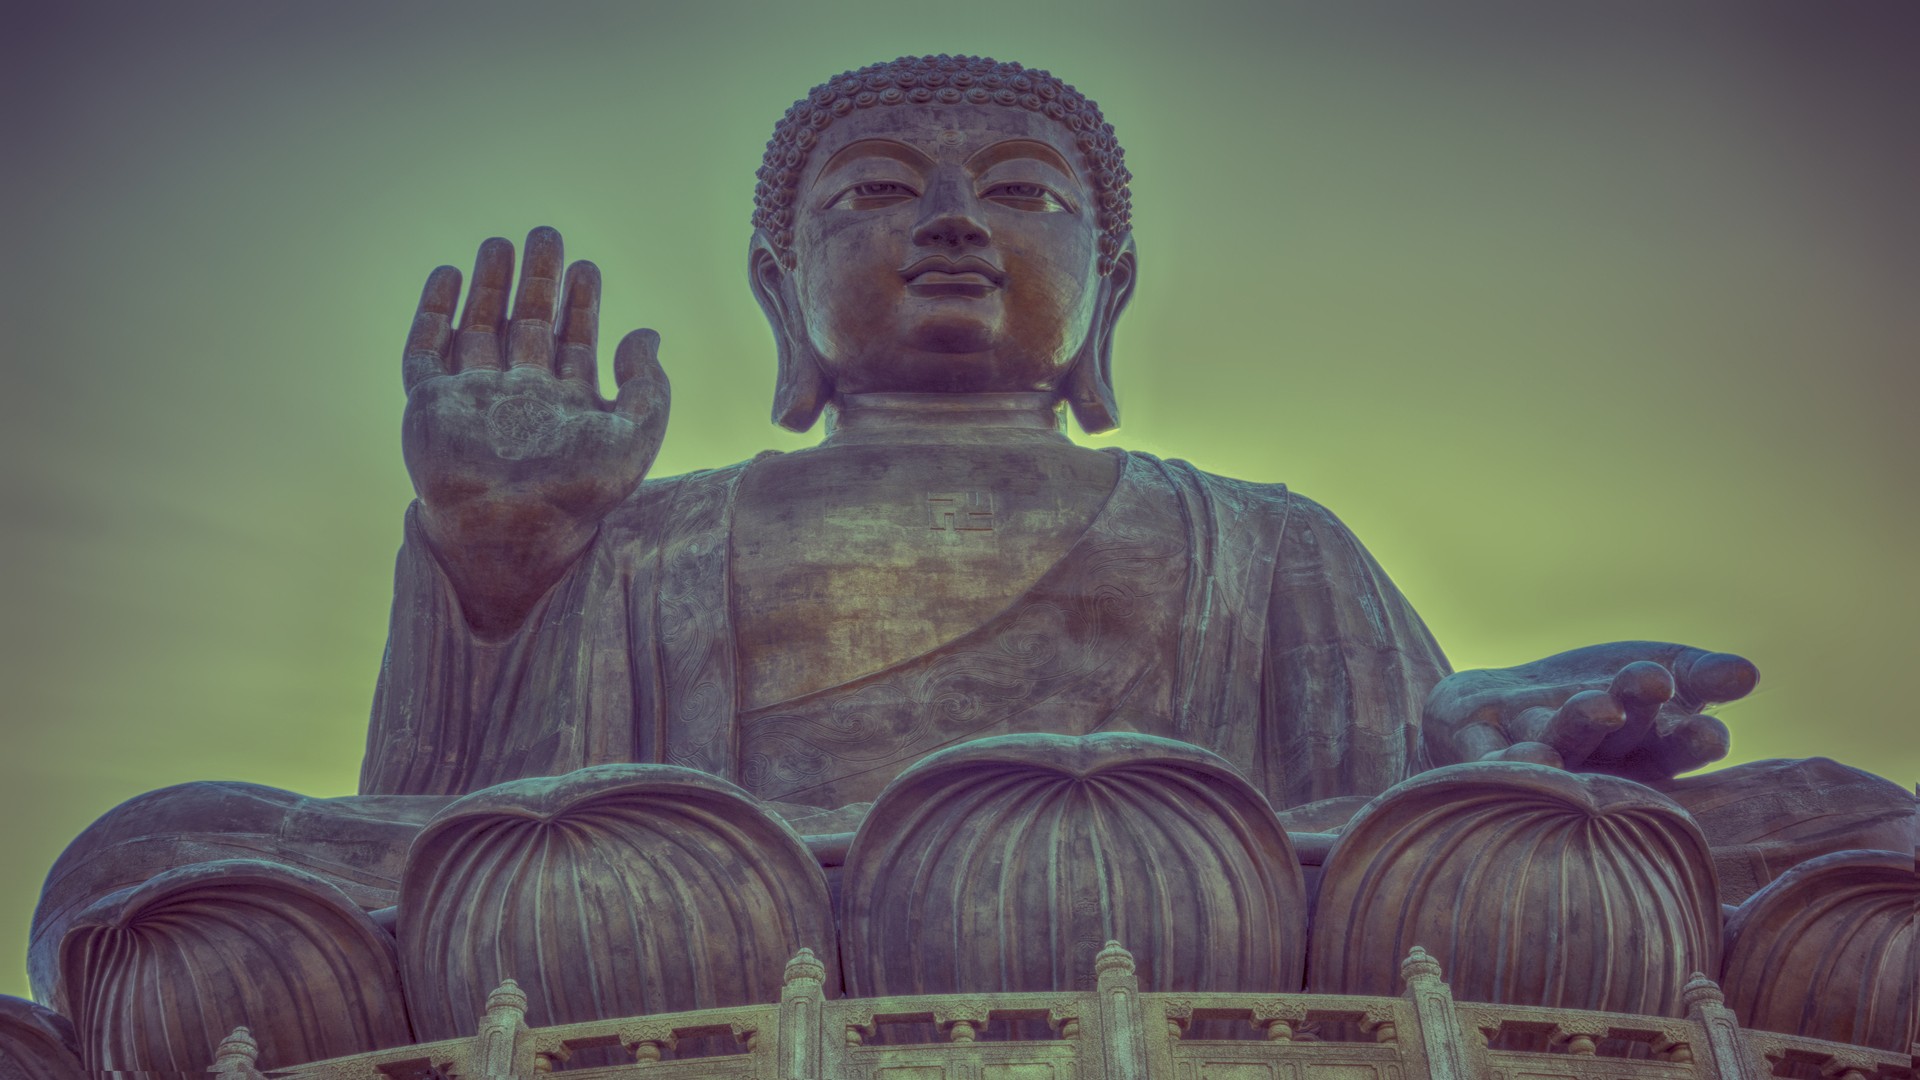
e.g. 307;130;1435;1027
912;180;991;250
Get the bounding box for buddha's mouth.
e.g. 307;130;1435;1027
901;255;1004;297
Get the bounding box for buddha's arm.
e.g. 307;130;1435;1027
361;491;659;797
1260;496;1755;785
1259;494;1452;805
401;227;669;639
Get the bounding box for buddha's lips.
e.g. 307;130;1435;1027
900;256;1005;289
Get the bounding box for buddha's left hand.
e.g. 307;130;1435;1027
1420;642;1759;782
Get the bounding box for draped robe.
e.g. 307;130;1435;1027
362;450;1450;811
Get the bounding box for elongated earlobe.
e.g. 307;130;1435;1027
749;235;831;432
1063;344;1119;434
771;333;831;433
1064;244;1136;435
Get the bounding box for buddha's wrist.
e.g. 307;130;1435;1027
416;500;601;639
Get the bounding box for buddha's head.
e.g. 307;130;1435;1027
749;56;1136;434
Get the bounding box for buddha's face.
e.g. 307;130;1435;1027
761;104;1129;397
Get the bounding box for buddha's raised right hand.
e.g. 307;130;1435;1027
401;226;669;636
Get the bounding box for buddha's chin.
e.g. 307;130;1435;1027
903;310;1000;356
832;349;1065;396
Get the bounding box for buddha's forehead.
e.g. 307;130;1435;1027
797;104;1084;194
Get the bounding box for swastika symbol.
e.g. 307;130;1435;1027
928;492;995;532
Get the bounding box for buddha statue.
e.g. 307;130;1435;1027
11;55;1913;1075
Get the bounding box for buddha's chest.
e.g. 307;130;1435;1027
729;444;1120;708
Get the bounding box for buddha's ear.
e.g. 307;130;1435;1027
749;231;831;433
1063;239;1136;436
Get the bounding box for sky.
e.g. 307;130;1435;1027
2;1;1915;1000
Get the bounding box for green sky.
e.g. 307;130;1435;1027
3;2;1915;1000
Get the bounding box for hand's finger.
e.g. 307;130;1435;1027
507;226;563;370
612;328;671;438
1508;706;1556;744
1451;718;1512;760
1594;660;1674;760
1482;741;1565;768
1670;650;1759;711
454;237;514;371
1515;690;1625;769
403;265;461;393
1634;714;1732;780
554;260;603;388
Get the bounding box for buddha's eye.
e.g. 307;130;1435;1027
828;181;917;209
982;182;1068;212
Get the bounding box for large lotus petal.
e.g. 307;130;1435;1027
0;996;86;1080
1308;762;1721;1016
398;764;838;1040
57;859;411;1073
1722;848;1916;1052
842;732;1306;996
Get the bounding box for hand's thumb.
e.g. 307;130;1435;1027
613;328;670;429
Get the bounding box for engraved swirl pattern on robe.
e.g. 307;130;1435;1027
738;455;1190;806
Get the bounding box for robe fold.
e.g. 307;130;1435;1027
361;451;1450;811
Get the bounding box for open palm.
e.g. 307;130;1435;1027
1423;642;1759;782
400;227;669;634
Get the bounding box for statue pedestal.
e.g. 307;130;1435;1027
16;741;1912;1073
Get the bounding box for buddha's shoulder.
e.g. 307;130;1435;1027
1118;451;1295;512
598;458;763;539
1124;453;1361;545
639;457;761;500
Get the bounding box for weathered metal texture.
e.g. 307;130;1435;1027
1720;848;1917;1052
1654;757;1919;905
397;764;839;1041
240;947;1917;1080
27;780;439;1014
1402;946;1471;1080
1307;762;1723;1016
840;733;1307;997
54;858;412;1073
17;54;1914;1076
0;995;88;1080
1683;973;1765;1080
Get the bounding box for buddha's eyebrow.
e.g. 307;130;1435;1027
964;139;1079;184
814;138;935;178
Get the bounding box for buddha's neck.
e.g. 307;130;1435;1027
819;392;1073;447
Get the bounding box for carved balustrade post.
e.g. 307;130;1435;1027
1399;947;1471;1080
207;1026;265;1080
778;948;826;1080
1683;974;1760;1080
472;979;532;1078
1094;942;1148;1080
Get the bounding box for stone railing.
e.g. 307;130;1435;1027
209;945;1914;1080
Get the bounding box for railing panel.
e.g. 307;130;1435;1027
227;948;1913;1080
1742;1029;1915;1080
